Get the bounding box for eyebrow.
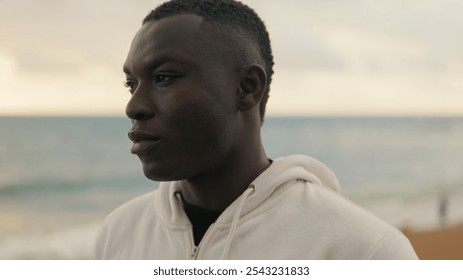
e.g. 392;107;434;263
123;55;180;75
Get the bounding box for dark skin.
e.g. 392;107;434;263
124;14;270;211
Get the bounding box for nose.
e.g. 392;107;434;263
125;85;155;121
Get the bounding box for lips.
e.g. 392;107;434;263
128;130;161;155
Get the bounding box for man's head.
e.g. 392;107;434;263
124;0;272;181
143;0;274;121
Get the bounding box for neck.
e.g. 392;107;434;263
180;143;269;211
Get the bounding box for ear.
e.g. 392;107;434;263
238;64;267;112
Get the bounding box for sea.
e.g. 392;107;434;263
1;116;463;259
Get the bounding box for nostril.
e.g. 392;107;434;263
135;112;146;120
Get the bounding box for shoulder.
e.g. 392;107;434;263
100;189;162;233
366;227;418;259
109;190;157;218
92;190;160;259
282;181;418;259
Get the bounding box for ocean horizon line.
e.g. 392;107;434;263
1;114;463;119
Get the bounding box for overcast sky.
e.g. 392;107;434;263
1;0;462;116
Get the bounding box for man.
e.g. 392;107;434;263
93;0;417;259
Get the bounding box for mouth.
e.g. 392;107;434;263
128;130;161;155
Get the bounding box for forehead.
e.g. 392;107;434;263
124;14;221;73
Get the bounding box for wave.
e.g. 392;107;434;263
0;175;155;198
0;222;100;260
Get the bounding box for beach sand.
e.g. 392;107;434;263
403;224;463;260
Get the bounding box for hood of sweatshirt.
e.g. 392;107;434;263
155;154;340;258
158;154;340;226
219;154;339;221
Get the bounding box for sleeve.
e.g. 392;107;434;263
367;229;419;260
90;221;109;260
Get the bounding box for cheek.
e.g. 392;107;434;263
167;85;232;128
175;107;224;144
159;75;238;146
139;86;238;180
171;98;235;152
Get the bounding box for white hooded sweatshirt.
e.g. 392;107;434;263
93;155;418;259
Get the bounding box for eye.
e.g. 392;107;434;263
124;80;137;94
154;74;174;85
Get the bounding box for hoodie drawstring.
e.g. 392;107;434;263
220;185;255;259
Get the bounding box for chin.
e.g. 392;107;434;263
143;168;172;182
139;156;209;182
142;163;189;182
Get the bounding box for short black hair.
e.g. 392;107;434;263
143;0;274;121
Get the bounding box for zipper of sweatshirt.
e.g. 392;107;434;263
188;225;198;259
191;246;199;259
189;223;216;260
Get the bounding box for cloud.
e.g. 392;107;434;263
272;29;346;71
0;0;155;115
1;0;462;116
0;0;151;75
257;0;463;74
